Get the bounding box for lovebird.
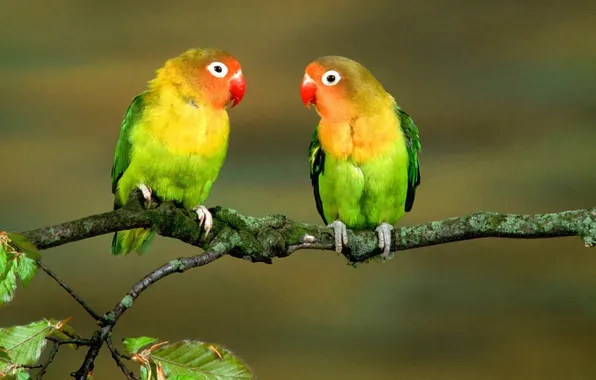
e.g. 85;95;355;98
111;48;245;255
300;56;421;258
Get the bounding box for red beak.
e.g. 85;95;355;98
300;74;317;108
229;71;246;107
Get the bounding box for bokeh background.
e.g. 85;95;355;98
2;0;596;379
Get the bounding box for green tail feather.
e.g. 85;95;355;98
111;228;156;255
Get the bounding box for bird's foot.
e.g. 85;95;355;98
327;220;348;254
193;205;213;237
137;184;153;207
375;222;394;259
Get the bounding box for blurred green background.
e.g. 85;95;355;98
1;0;596;379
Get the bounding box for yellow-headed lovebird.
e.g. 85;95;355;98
300;56;421;259
111;48;246;255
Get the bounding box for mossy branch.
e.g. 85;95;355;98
20;190;596;265
6;189;596;379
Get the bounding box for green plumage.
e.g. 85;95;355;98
111;90;229;255
309;105;421;229
109;47;243;256
111;93;155;255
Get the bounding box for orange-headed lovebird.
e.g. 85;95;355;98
111;48;245;255
301;56;421;259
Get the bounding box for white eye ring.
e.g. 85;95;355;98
207;61;228;78
321;70;341;86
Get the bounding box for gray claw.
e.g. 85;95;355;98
375;222;394;258
137;184;153;206
193;205;213;237
327;220;348;253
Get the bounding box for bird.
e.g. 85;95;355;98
301;55;421;258
111;48;245;255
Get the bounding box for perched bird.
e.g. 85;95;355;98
111;48;245;255
301;56;421;258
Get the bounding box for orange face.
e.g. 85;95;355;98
300;61;346;109
163;49;246;110
299;57;364;121
196;50;245;109
300;56;389;122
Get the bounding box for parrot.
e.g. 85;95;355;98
110;48;245;255
300;55;421;259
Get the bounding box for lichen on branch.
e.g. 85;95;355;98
19;190;596;264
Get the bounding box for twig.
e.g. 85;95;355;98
35;342;59;379
37;260;102;321
106;338;138;380
46;337;92;346
20;364;43;369
114;348;133;360
71;240;231;380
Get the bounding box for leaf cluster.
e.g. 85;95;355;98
0;232;40;306
0;232;255;379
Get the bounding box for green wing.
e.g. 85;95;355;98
308;127;328;224
111;92;146;206
396;105;422;212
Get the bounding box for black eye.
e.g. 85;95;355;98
208;62;228;77
321;70;341;86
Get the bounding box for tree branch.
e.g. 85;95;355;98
8;189;596;378
19;190;596;264
71;236;231;380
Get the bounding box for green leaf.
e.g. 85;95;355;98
1;369;32;380
52;321;78;339
140;365;149;380
15;255;37;288
49;321;81;350
13;369;32;380
0;261;17;306
140;363;156;380
0;232;40;305
6;233;41;261
0;347;11;361
123;336;159;354
148;340;253;379
0;346;12;376
0;242;7;277
0;319;57;365
0;346;32;380
0;319;73;379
